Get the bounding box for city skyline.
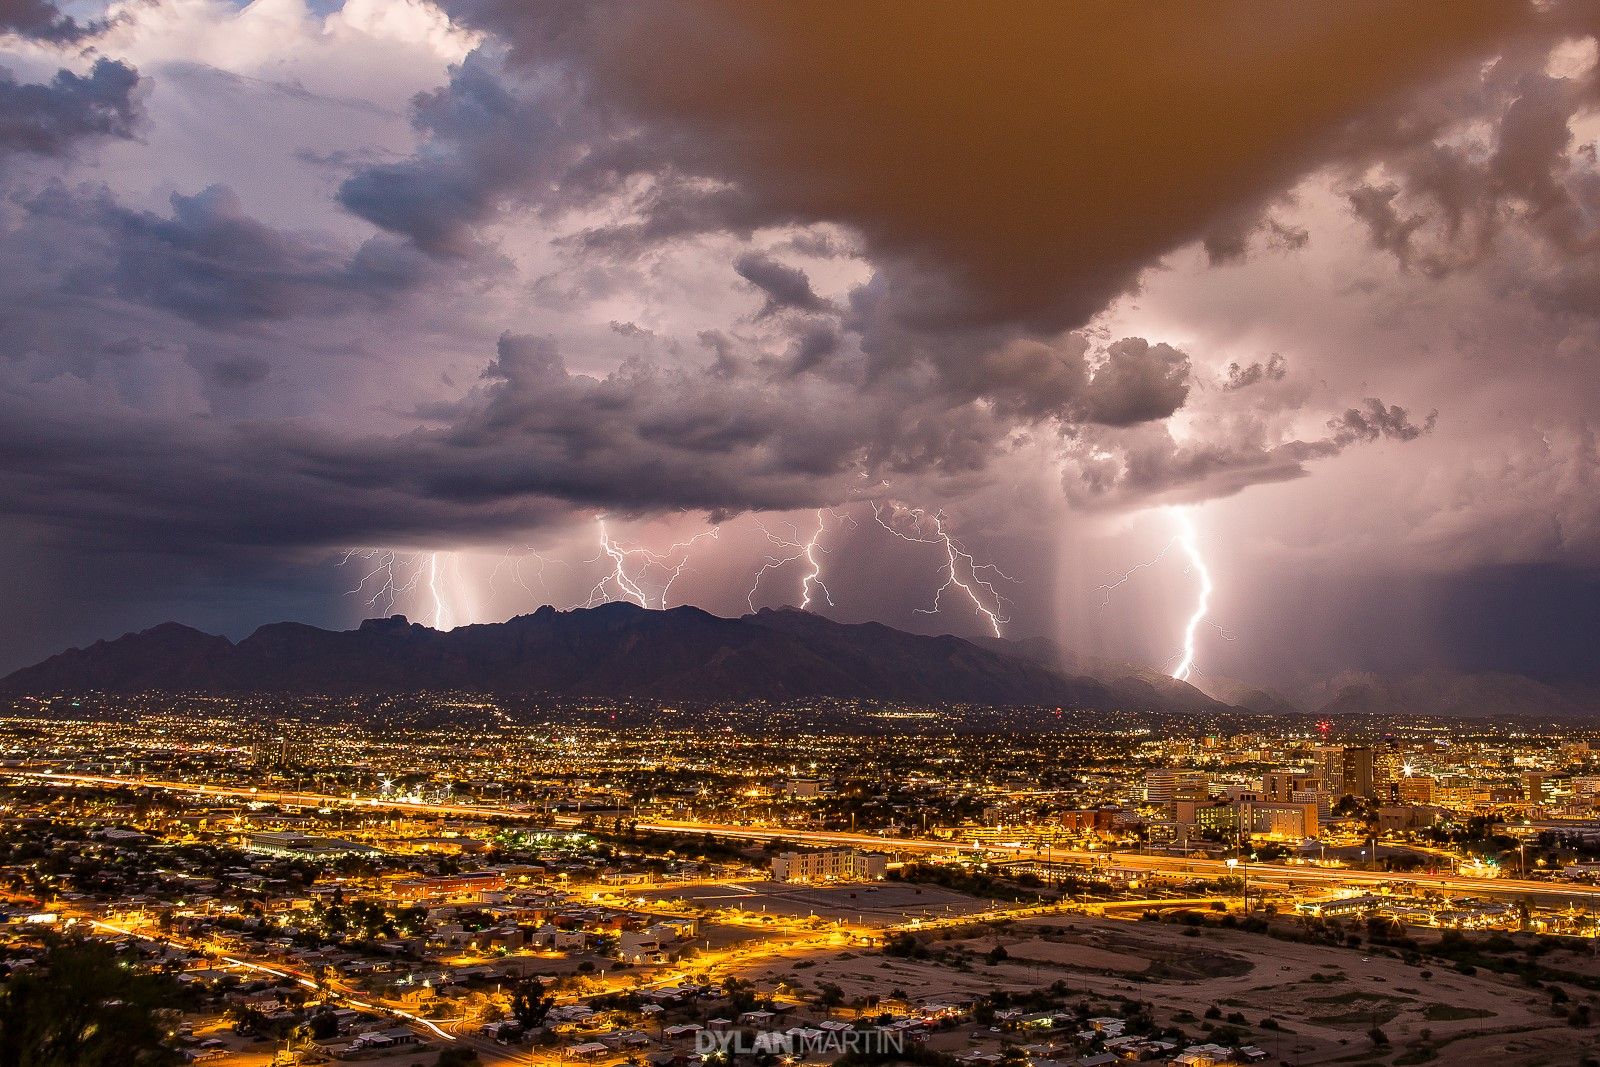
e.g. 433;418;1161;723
4;2;1600;689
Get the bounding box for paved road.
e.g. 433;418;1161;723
19;770;1600;906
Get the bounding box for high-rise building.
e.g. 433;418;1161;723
1262;770;1297;802
1144;769;1177;806
1241;801;1320;840
1314;747;1345;794
1523;771;1552;804
1145;768;1209;807
1342;747;1375;798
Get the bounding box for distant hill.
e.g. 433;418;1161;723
1299;669;1600;720
977;633;1242;715
0;603;1234;711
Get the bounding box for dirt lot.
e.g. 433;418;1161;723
721;912;1600;1066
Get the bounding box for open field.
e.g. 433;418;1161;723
715;911;1600;1066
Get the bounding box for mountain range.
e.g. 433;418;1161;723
5;603;1597;718
0;603;1233;711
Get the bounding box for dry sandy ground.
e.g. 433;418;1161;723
723;914;1600;1066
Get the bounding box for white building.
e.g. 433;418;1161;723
769;849;887;883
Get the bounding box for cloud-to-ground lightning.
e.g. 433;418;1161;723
585;517;720;609
872;503;1014;637
745;508;854;611
1169;506;1212;681
427;553;455;630
340;548;469;630
1094;506;1233;681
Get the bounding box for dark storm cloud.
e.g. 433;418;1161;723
1078;339;1191;427
732;251;829;318
0;0;102;43
1063;398;1437;508
1202;212;1311;265
25;182;433;327
1329;398;1438;444
0;59;139;161
1341;51;1600;295
334;0;1538;516
209;355;271;389
0;326;1028;555
440;0;1538;331
336;48;582;257
1223;354;1289;391
784;323;839;376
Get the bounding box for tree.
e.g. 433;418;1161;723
0;938;183;1067
510;976;554;1030
308;1011;340;1040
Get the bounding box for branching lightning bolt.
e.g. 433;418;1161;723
872;503;1014;638
586;517;720;609
1093;535;1180;606
1170;506;1212;682
489;546;566;605
1095;506;1233;680
745;508;855;611
340;548;465;630
341;548;425;615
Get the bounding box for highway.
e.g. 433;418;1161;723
19;770;1600;907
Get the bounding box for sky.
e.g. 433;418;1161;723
2;0;1600;690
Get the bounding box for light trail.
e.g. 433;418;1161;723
872;503;1013;637
32;772;1600;911
1170;506;1212;681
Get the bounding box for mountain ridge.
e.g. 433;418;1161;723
0;603;1230;711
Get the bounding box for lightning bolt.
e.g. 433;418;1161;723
1170;506;1212;682
488;546;566;605
340;548;467;630
1093;534;1180;606
427;552;451;630
745;508;855;611
586;517;720;609
872;503;1014;638
340;548;425;615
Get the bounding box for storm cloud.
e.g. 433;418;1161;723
1;0;1596;683
0;58;138;161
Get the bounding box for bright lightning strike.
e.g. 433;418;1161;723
340;548;424;615
340;548;469;630
1170;506;1212;682
587;518;720;609
427;552;450;630
872;504;1014;638
746;508;854;611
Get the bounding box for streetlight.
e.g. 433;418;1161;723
1226;857;1247;916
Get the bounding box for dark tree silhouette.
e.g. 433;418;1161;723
0;938;182;1067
